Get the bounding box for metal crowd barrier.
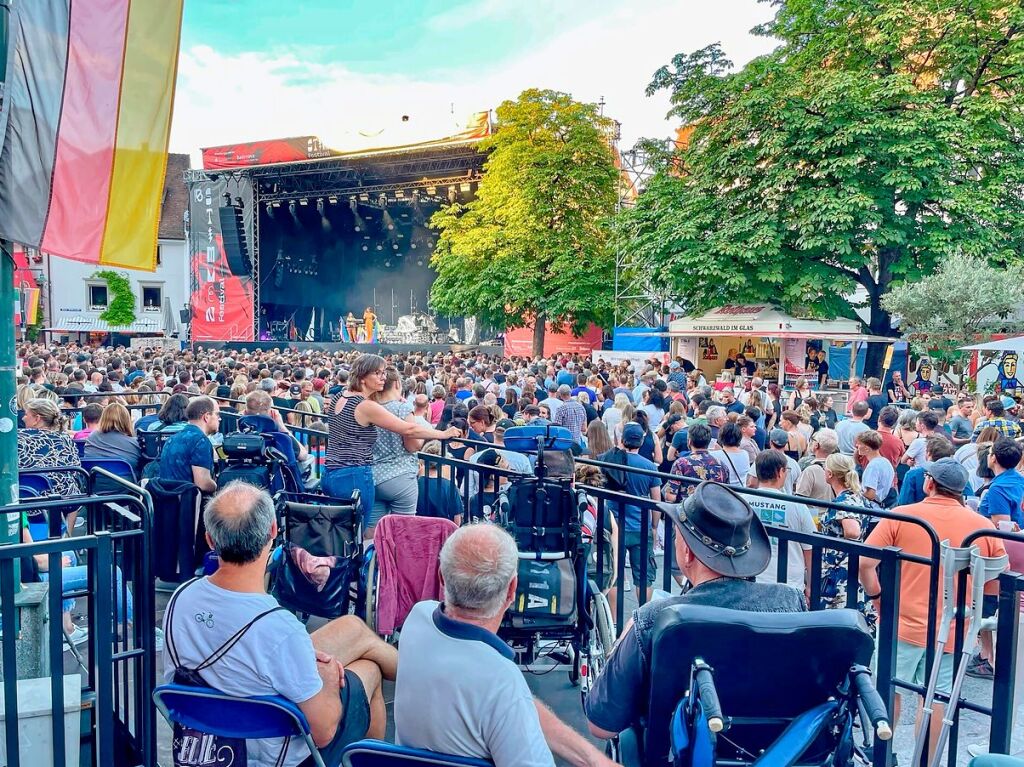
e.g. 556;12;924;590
1;466;155;767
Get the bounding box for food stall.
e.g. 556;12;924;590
667;305;895;397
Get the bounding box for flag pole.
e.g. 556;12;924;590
0;0;21;573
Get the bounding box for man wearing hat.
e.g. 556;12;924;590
745;430;802;494
859;458;1006;759
585;482;805;740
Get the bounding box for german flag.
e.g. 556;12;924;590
0;0;184;271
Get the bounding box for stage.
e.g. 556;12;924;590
203;341;501;356
185;117;490;345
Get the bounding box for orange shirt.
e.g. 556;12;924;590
866;496;1006;648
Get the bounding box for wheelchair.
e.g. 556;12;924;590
269;491;363;620
495;426;616;700
217;431;300;494
610;604;891;767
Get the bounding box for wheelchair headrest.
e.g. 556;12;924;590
503;424;574;452
239;414;279;434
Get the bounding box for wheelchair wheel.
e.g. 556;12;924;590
580;588;614;705
363;551;377;632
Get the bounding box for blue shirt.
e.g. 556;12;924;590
607;452;661;532
898;466;927;506
159;424;214;484
979;469;1024;527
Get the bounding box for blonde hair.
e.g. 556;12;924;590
825;453;861;494
98;401;134;437
24;398;67;431
16;384;38;411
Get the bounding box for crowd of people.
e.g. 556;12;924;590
11;341;1024;766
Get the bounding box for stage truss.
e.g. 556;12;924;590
185;143;485;341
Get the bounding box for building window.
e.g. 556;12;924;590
88;283;108;309
141;284;162;311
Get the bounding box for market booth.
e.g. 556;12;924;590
667;305;894;394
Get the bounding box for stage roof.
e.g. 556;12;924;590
201;111;492;170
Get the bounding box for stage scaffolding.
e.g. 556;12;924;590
184;143;485;342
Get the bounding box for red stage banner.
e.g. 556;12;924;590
504;321;604;358
202;136;335;170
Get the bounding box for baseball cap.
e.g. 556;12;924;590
622;423;645;448
924;457;969;494
495;418;516;430
1001;395;1017;411
289;384;301;397
669;361;680;369
768;429;789;447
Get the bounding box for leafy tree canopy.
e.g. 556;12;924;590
429;89;619;355
620;0;1024;370
882;253;1024;382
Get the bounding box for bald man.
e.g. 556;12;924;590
162;482;396;766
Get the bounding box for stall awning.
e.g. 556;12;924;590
47;313;164;334
959;335;1024;353
668;305;885;339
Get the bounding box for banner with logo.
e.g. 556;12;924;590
188;176;255;341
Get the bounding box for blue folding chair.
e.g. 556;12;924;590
341;740;494;767
81;458;137;482
18;472;52;496
73;439;87;458
153;683;326;767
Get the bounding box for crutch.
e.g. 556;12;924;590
928;547;1009;767
910;541;973;767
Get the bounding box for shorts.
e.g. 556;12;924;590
894;640;955;695
322;465;376;526
300;669;370;767
624;530;657;588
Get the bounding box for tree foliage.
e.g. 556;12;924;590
429;89;619;355
882;254;1024;381
619;0;1024;371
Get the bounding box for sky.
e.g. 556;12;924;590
170;0;777;165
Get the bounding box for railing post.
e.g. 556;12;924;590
873;546;902;767
91;532;115;766
0;558;20;767
989;570;1022;755
0;243;20;588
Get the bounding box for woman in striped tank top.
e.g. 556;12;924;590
323;354;459;533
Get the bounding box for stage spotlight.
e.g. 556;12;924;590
272;200;281;207
362;245;368;251
289;200;297;216
382;210;396;231
460;182;471;193
447;186;457;204
395;189;405;199
299;198;309;206
328;195;338;204
410;242;417;249
378;194;388;208
416;258;424;266
376;244;383;251
266;202;273;216
392;243;399;250
426;185;436;196
359;193;369;202
316;198;324;215
384;259;392;267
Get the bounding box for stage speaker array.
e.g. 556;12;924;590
218;205;251;276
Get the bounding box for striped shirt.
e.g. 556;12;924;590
325;394;376;468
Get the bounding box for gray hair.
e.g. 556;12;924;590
204;482;276;564
706;405;726;424
897;408;921;430
439;523;518;618
812;427;839;454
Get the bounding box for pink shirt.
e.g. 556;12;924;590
846;386;869;416
429;399;445;424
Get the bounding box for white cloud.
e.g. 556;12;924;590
169;1;777;166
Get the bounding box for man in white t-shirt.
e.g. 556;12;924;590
748;450;814;599
395;523;615;767
163;482;397;767
746;430;802;494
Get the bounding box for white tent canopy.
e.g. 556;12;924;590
668;305;890;341
959;335;1024;353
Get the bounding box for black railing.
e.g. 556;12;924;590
1;467;155;767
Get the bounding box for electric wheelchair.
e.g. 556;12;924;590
495;425;616;699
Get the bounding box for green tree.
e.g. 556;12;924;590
620;0;1024;374
429;89;619;356
882;253;1024;385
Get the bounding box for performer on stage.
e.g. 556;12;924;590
363;305;377;343
345;311;359;343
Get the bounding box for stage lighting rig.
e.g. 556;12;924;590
288;200;297;216
316;198;324;215
266;202;273;216
299;198;309;206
